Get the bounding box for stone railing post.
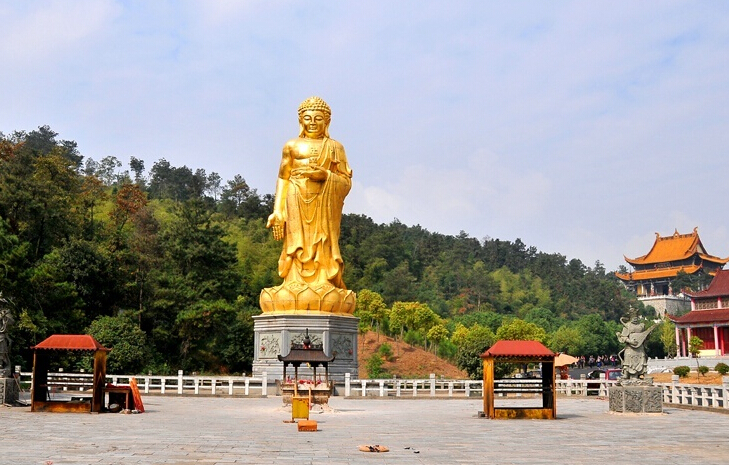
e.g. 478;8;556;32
262;371;268;397
448;381;453;397
344;372;351;397
465;381;470;398
361;379;367;397
430;374;436;397
178;370;184;394
723;376;729;409
396;379;401;397
671;374;679;404
379;380;385;397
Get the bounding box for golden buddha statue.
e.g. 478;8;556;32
260;97;356;314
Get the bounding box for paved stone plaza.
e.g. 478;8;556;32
2;396;729;464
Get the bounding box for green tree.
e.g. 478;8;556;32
455;324;495;379
660;318;677;357
689;336;703;358
575;313;618;355
175;299;237;372
496;318;547;343
549;325;585;355
389;301;439;350
427;323;449;355
86;315;150;374
354;289;388;340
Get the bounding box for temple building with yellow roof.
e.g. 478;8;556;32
615;228;728;316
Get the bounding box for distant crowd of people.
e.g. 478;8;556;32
576;354;619;369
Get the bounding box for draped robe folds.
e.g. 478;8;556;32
617;320;654;378
279;138;351;290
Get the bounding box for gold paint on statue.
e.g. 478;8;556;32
260;97;356;314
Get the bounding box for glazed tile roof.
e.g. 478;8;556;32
624;228;728;266
615;265;701;281
688;269;729;299
480;340;554;358
278;348;335;364
32;334;110;351
669;308;729;325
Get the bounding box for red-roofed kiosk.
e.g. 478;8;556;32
480;340;556;419
31;334;110;413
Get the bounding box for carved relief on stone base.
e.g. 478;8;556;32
258;333;282;359
609;385;663;414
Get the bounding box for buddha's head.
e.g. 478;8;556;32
298;96;331;138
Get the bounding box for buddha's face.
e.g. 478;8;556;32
300;110;328;139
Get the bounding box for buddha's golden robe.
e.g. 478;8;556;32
280;137;351;287
260;137;356;314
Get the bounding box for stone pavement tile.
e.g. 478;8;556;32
2;397;729;464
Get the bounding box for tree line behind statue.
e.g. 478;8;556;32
0;126;684;379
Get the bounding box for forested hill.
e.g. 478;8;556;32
1;126;664;378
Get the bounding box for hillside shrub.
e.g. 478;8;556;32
673;365;690;378
698;365;709;376
715;362;729;375
377;343;393;361
366;354;389;378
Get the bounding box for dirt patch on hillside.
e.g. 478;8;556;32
357;331;468;379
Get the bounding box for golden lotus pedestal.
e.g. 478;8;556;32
259;282;356;314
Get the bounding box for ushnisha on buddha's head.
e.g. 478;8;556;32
298;96;331;138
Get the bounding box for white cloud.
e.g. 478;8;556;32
0;1;120;65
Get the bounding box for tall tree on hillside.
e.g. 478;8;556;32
575;313;618;356
549;325;585;355
0;134;82;259
354;289;388;340
495;318;547;343
455;324;495;379
129;156;145;184
145;199;243;369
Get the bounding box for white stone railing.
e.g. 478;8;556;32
17;371;269;397
344;373;483;398
656;375;729;409
16;370;729;410
555;377;621;397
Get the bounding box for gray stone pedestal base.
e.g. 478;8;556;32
252;314;359;382
1;377;19;405
609;385;663;413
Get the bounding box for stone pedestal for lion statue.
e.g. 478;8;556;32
1;377;19;405
609;307;662;414
252;97;358;383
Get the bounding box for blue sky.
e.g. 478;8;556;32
2;1;728;271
